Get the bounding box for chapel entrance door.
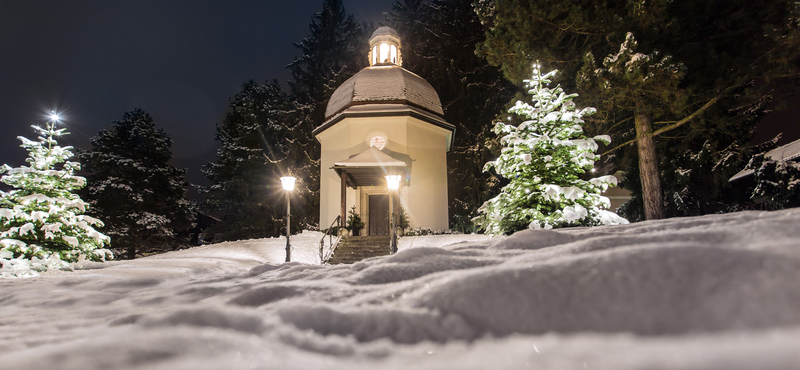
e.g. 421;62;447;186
369;194;389;236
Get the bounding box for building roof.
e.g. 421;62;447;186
333;147;407;188
324;65;444;120
730;137;800;181
333;146;407;168
371;26;400;39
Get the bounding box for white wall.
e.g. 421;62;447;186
406;119;449;231
316;114;450;231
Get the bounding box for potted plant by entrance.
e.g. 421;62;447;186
346;205;365;236
397;206;410;236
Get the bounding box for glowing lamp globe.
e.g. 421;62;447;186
385;175;402;190
280;176;296;191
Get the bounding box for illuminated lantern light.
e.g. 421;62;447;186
280;176;296;191
380;43;390;64
386;174;401;190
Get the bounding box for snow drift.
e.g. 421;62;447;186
1;210;799;369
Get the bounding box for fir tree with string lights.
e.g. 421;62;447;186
0;113;110;277
476;65;628;235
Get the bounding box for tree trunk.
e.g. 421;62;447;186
635;102;666;220
127;244;136;260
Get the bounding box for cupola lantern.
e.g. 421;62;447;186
368;26;402;66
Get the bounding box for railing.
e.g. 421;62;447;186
319;215;342;264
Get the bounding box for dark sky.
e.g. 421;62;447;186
0;0;395;189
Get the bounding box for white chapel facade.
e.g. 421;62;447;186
314;27;454;234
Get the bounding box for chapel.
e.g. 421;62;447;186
313;26;454;235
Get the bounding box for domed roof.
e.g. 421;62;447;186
371;26;400;39
324;65;444;119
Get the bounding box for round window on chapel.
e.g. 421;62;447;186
370;136;386;150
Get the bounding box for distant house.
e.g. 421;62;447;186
187;211;221;245
313;27;454;235
730;138;800;182
603;171;632;212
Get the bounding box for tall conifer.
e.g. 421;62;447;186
80;109;192;259
1;114;110;277
476;66;627;235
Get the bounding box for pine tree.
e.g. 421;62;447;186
288;0;367;123
80;109;192;259
749;153;800;210
203;80;309;240
0;114;110;277
476;66;627;235
203;1;367;238
576;33;687;220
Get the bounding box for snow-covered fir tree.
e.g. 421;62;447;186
80;109;192;259
476;65;628;235
203;80;306;240
288;0;366;123
0;113;110;277
749;153;800;209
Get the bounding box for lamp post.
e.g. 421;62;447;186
385;174;401;254
280;176;296;262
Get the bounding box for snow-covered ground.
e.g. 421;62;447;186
2;209;800;369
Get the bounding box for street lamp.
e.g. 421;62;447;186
385;174;402;254
280;176;296;262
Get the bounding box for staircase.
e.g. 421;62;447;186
328;235;391;264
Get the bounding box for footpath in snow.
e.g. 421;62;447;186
1;209;799;369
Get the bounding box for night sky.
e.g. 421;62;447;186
0;0;395;189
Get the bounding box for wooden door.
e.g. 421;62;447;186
369;194;389;236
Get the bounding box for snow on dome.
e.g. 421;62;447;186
324;66;445;119
371;26;400;40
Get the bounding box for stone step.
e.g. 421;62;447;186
329;236;392;264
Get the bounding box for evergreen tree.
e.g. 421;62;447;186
80;109;192;259
286;0;367;229
1;114;110;277
475;0;800;220
749;153;800;210
203;80;312;240
476;66;627;235
576;33;686;219
203;0;368;239
288;0;367;123
388;0;517;231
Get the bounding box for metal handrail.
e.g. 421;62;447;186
319;215;341;264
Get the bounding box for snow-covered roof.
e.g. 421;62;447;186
333;146;407;168
333;147;407;188
730;137;800;181
371;26;400;39
324;65;444;119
